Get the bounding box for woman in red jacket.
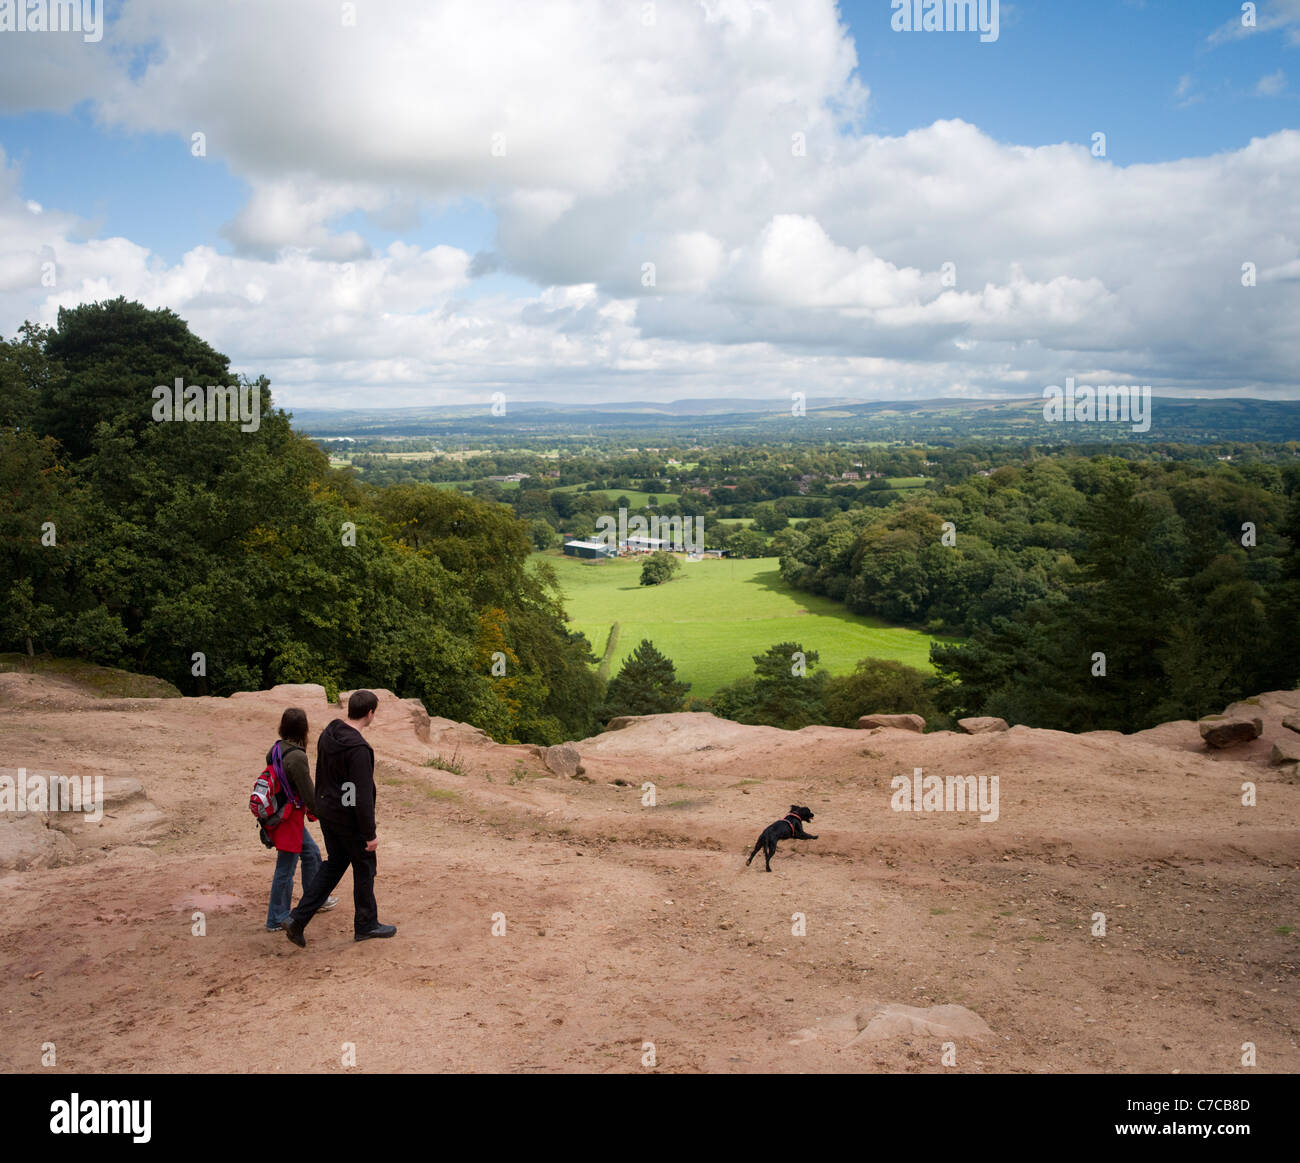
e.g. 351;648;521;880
265;708;337;930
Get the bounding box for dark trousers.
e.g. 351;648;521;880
290;820;378;935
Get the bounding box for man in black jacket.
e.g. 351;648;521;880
282;690;397;947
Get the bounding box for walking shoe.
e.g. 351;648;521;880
355;923;397;941
319;897;340;912
281;918;306;948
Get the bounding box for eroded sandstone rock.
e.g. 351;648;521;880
957;716;1009;734
1198;718;1262;748
857;713;925;732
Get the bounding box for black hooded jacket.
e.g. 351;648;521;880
313;718;376;840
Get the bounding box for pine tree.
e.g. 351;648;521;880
602;639;690;719
1067;473;1178;731
749;641;826;729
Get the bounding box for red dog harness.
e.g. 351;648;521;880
783;813;802;831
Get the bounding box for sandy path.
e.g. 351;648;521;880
1;682;1296;1073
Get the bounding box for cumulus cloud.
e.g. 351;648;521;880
0;0;1297;404
220;180;373;261
0;19;116;112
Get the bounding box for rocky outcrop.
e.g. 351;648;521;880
231;682;330;705
957;716;1009;734
1270;736;1300;766
852;1003;993;1044
0;814;76;870
603;717;639;732
582;712;849;757
428;717;492;746
0;775;166;870
49;777;168;852
403;700;431;743
789;1001;993;1048
543;742;582;778
1198;717;1262;748
857;713;925;732
338;688;433;743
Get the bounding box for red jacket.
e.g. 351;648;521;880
266;741;315;853
272;803;307;853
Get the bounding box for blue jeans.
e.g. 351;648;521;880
266;829;322;929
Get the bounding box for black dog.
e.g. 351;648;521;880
746;805;817;872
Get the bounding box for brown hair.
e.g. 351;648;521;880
278;707;309;748
347;690;379;720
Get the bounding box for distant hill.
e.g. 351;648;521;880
291;396;1300;444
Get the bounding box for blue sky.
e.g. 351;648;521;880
0;0;1297;406
4;2;1292;265
853;1;1296;158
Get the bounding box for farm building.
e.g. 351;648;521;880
563;539;616;559
623;535;680;553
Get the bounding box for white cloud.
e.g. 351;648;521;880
220;180;376;261
1256;69;1287;96
0;2;1296;403
1208;0;1300;45
1174;74;1202;107
0;20;116;113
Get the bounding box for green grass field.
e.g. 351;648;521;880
713;516;810;530
536;552;954;697
426;479;522;491
548;485;664;508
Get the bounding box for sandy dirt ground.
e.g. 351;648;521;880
1;675;1296;1073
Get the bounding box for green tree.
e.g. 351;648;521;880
1154;553;1269;721
37;297;233;461
932;473;1181;731
752;502;788;533
529;518;558;549
769;525;807;561
0;428;91;656
0;322;54;431
601;639;690;719
0;300;601;746
640;551;680;585
1063;473;1178;730
725;528;768;558
822;658;938;727
746;641;826;729
709;676;759;724
1;578;54;657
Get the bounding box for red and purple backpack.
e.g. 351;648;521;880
250;740;294;828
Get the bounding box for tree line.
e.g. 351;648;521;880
5;298;1297;738
777;458;1300;730
1;299;603;744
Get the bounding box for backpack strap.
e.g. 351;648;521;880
270;740;303;809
